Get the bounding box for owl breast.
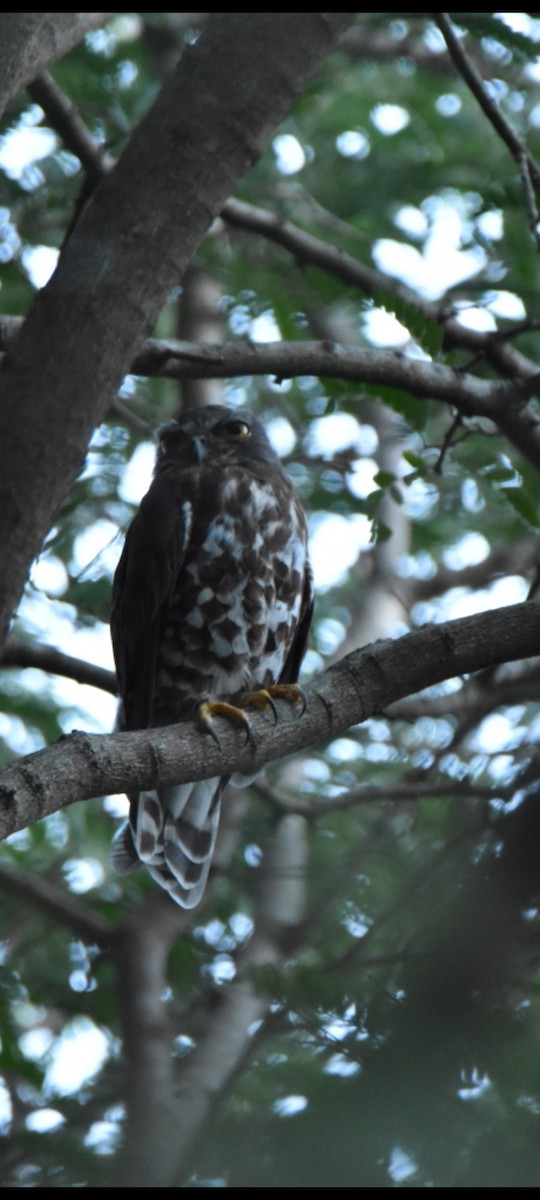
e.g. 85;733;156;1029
152;467;308;724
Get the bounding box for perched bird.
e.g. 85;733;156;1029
111;405;313;908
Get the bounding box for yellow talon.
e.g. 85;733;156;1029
240;688;279;722
197;685;307;749
244;684;307;717
270;683;307;715
197;700;254;747
250;686;306;710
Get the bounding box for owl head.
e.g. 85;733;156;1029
155;405;280;472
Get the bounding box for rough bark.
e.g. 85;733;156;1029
1;601;538;840
0;14;112;120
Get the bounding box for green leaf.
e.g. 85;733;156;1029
373;470;396;487
500;484;540;528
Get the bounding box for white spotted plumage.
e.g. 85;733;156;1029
111;406;313;909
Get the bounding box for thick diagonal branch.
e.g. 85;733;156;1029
1;602;538;839
0;14;112;120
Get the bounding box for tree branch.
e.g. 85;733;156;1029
133;336;496;403
339;20;498;79
433;12;540;246
110;811;307;1186
391;659;540;722
0;862;115;947
165;816;307;1185
27;70;115;184
1;602;539;840
0;14;113;120
1;638;117;694
132;337;540;473
5;315;540;471
222;196;438;319
221;197;540;380
4;313;540;468
253;777;502;818
405;539;538;603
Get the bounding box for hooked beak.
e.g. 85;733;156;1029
193;435;206;463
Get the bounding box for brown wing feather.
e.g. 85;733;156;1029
278;560;314;685
111;469;192;731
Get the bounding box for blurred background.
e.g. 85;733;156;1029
1;12;540;1187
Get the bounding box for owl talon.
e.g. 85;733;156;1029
293;685;308;716
244;683;307;718
197;700;254;747
275;683;307;716
241;688;279;724
201;715;223;749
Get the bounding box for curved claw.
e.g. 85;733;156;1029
197;684;307;751
197;704;223;749
241;688;279;724
249;683;308;717
197;699;255;747
232;683;308;723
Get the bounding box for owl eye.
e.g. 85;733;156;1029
224;419;251;438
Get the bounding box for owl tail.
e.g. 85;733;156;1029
111;778;223;909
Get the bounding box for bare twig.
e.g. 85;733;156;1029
407;539;539;603
223;196;441;321
434;13;540;246
28;70;115;183
0;862;115;946
434;410;464;475
2;638;117;694
253;777;502;819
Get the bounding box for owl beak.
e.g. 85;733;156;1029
193;435;206;463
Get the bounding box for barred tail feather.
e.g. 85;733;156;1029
111;780;222;909
111;820;141;876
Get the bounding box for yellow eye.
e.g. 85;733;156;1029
225;420;251;438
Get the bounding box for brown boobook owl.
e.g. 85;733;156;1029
111;405;313;908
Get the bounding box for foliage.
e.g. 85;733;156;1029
1;11;540;1187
